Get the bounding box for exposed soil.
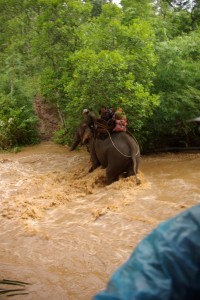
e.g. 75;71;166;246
34;96;61;140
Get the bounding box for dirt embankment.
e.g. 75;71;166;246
34;96;62;140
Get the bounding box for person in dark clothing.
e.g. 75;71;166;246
82;108;96;129
99;106;114;122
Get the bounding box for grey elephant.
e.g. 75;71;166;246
71;123;141;185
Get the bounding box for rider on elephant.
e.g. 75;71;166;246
70;109;96;151
113;108;128;132
99;106;114;122
97;106;128;134
82;109;96;131
96;106;115;135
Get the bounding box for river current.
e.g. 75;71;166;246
0;141;199;299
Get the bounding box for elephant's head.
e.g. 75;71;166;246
70;123;91;151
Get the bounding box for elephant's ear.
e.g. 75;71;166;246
81;127;91;145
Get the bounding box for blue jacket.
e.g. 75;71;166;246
93;204;200;300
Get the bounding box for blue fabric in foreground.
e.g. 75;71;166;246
93;204;200;300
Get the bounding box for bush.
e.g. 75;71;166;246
0;93;39;150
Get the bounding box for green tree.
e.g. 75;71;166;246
0;0;40;149
121;0;154;23
84;0;113;17
147;29;200;149
61;3;159;143
153;0;200;39
32;0;92;102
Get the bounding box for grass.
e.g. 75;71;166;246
0;279;30;298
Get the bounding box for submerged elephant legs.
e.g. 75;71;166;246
106;164;141;185
89;143;101;172
106;165;119;184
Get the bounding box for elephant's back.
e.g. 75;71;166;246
95;132;139;165
110;132;139;155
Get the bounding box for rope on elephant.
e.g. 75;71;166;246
95;119;115;134
94;121;140;158
107;131;140;158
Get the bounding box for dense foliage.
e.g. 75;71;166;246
0;0;200;151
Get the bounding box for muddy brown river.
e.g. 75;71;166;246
0;141;199;299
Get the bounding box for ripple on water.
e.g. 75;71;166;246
0;142;200;299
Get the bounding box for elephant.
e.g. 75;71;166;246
71;123;141;185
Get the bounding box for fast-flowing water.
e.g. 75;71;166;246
0;141;199;299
